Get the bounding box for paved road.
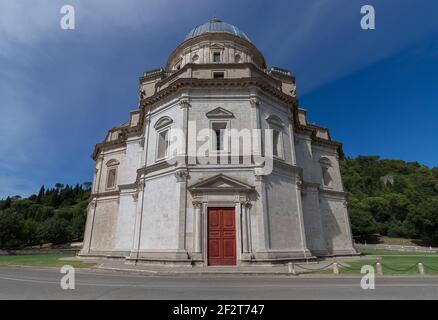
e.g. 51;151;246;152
0;267;438;299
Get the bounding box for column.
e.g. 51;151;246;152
241;203;249;253
245;202;253;254
130;178;145;259
80;200;96;255
294;175;310;257
86;154;104;253
175;170;189;251
255;175;270;251
288;115;297;165
250;96;262;162
192;201;202;253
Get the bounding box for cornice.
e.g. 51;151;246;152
141;77;296;110
273;159;303;175
118;182;138;191
311;134;343;149
319;188;347;198
92;139;127;160
91;190;120;199
140;68;166;82
152;62;283;90
137;160;178;176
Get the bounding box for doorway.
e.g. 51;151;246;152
207;207;236;266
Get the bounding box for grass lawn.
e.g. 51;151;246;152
316;248;438;275
0;253;95;268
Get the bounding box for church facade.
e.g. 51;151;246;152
80;19;356;266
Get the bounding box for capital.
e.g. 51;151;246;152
175;170;189;182
137;178;146;191
179;98;191;109
192;201;202;209
88;200;97;210
296;175;303;189
255;174;264;182
249;97;260;108
138;137;145;148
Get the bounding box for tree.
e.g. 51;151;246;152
0;197;12;210
387;220;407;238
362;197;390;223
0;210;24;249
43;218;72;245
383;193;412;221
406;199;438;243
342;156;438;241
36;186;45;204
22;219;40;246
349;207;377;238
0;182;91;249
83;182;92;190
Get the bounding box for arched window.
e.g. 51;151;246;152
105;159;120;190
154;116;173;161
319;157;333;187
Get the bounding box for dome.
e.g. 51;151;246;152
184;18;251;43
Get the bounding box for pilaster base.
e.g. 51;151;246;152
125;249;192;266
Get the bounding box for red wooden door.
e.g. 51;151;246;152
207;207;236;266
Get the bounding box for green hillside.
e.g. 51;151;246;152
342;156;438;244
0;184;91;249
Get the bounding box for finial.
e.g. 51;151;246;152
210;17;222;23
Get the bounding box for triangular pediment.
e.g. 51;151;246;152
210;43;225;50
188;174;254;192
206;107;234;119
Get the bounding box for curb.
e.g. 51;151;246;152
95;265;306;277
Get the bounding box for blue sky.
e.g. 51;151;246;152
1;0;438;198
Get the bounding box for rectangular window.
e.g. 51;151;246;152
212;122;227;151
157;129;169;159
322;167;333;187
213;72;224;79
213;52;221;63
272;130;282;158
106;168;117;189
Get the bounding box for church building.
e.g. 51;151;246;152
80;19;356;266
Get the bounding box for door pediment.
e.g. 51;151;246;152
206;107;234;119
188;174;254;192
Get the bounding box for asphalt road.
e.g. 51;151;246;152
0;267;438;299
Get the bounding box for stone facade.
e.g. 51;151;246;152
80;19;356;266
